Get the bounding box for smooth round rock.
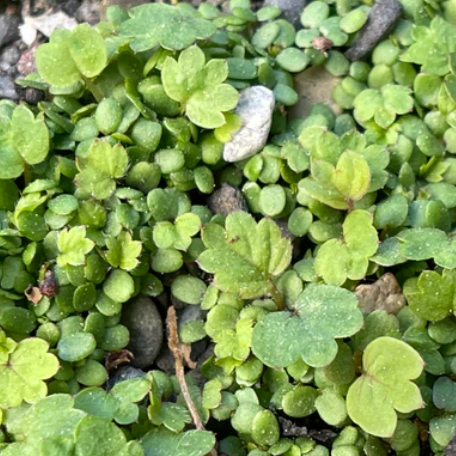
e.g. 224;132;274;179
121;296;163;369
223;86;275;163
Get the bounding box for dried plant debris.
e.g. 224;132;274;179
1;1;456;455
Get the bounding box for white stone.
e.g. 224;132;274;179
223;86;275;163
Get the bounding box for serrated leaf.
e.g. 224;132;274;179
119;4;216;52
252;285;363;368
198;212;292;301
0;338;59;408
403;270;455;321
346;337;424;438
162;46;238;129
105;231;142;271
57;226;95;266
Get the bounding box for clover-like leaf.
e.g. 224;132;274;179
5;394;85;453
12;105;49;166
315;210;379;286
162;46;239;129
76;141;129;200
141;428;216;456
105;231;142;271
0;338;59;408
198;212;292;302
252;285;363;368
57;226;95;266
119;3;216;52
153;212;201;251
346;337;424;438
333;151;371;202
403;270;456;321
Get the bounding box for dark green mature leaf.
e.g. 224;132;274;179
252;285;363;368
119;3;216;51
141;428;215;456
198;212;292;300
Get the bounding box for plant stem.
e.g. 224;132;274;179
270;280;285;311
23;163;31;185
166;306;218;456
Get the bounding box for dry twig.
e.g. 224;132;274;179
166;306;218;456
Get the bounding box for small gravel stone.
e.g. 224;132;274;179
0;11;21;50
0;75;19;101
345;0;402;61
62;0;83;16
106;365;145;391
207;183;248;215
75;0;100;25
223;86;275;163
263;0;307;28
446;433;456;456
0;45;21;72
121;296;164;369
22;88;45;105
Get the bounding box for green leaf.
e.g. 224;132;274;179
69;24;107;78
315;210;378;285
333;151;371;201
397;228;447;261
198;212;292;300
75;415;129;456
162;46;238;129
119;4;216;52
57;226;95;266
12;105;49;165
0;338;59;408
403;270;455;321
57;332;97;362
103;269;135;303
105;231;142;271
141;428;216;456
346;337;424;438
252;285;363;368
36;40;80;87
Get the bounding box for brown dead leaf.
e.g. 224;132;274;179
24;285;43;304
105;349;135;371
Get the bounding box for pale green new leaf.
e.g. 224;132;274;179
346;337;424;438
105;231;142;271
198;212;292;299
333;151;371;201
162;46;239;129
57;226;95;266
0;338;59;408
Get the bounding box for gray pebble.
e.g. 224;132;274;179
0;45;21;72
121;296;163;369
0;13;20;50
263;0;307;28
106;365;145;391
0;75;19;101
223;86;275;163
155;345;175;375
345;0;402;61
446;433;456;456
75;0;100;25
22;88;45;105
207;183;248;216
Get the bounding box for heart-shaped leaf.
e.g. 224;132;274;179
346;337;424;438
